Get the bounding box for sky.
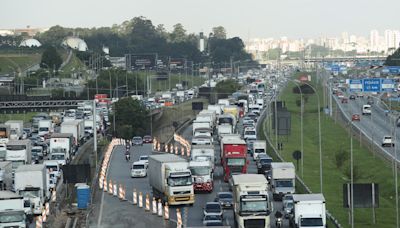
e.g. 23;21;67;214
1;0;399;39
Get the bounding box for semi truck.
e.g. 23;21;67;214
0;124;10;144
0;191;27;227
148;154;194;205
49;133;74;165
290;194;326;228
270;162;296;200
232;174;271;228
61;120;84;146
189;160;213;192
4;120;23;140
14;164;48;215
5;140;32;170
220;135;248;182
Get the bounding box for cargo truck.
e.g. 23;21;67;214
207;105;222;116
0;161;12;190
5;120;23;140
271;162;296;200
252;140;267;160
290;194;326;228
14;164;48;215
0;191;28;227
220;135;248;182
192;120;211;135
38;119;53;137
191;145;215;170
223;106;239;122
232;174;271;228
189;160;213;192
217;124;233;141
49;133;74;165
6;140;31;170
61;120;84;146
84;119;94;136
218;114;236;131
0;125;10;144
148;154;194;205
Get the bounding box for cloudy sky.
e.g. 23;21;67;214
1;0;399;39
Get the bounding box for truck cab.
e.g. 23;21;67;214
291;194;326;228
189;160;213;192
0;191;28;228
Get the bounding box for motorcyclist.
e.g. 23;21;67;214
275;210;283;227
125;148;130;161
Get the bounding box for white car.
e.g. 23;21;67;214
243;127;257;141
139;155;149;166
131;161;148;178
382;136;394;147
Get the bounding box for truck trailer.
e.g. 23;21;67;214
220;134;247;182
270;162;296;200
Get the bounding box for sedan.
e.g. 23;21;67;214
203;215;223;226
132;136;143;146
143;135;153;143
214;192;233;208
352;114;360;121
203;202;223;217
349;95;356;100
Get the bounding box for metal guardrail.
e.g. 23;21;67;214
260;93;342;228
0;100;87;109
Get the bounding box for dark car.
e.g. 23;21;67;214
349;95;356;100
143;135;153;144
132;136;143;146
257;156;273;174
214;192;233;208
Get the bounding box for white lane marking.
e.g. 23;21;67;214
226;217;230;226
97;145;118;227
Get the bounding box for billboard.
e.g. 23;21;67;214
126;53;157;70
343;183;379;208
192;102;204;111
63;164;91;184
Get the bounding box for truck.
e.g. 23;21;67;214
270;162;296;200
192;120;211;135
232;174;271;228
0;125;10;144
223;106;239;122
196;114;215;130
256;98;264;109
291;194;326;228
217;124;233;141
4;120;23;140
84;119;94;136
49;133;74;165
14;164;48;215
362;104;371;115
38;119;53;137
191;145;215;170
207;104;222;116
252;140;267;160
218;114;236;130
220;135;248;182
0;191;27;227
61;120;85;146
6;140;31;170
218;99;230;107
189;160;213;192
0;161;12;190
148;154;194;206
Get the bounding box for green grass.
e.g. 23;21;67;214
0;54;41;74
59;52;89;79
0;112;37;123
263;72;400;228
135;72;205;92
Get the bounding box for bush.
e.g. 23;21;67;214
335;149;349;168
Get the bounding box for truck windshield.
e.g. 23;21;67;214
190;166;210;176
39;127;49;131
19;189;40;198
0;211;25;223
240;200;268;212
168;176;192;187
254;149;265;153
6;145;26;150
276;179;294;188
300;218;323;226
245;131;256;135
219;118;233;125
227;158;245;166
51;154;65;160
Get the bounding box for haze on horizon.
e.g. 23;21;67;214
1;0;399;39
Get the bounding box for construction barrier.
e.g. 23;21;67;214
170;144;174;153
157;199;163;217
139;192;143;208
181;147;184;156
51;190;56;202
145;193;150;211
164;203;169;220
152;197;157;214
164;144;168;152
133;189;137;205
119;184;126;200
45;203;49;216
176;208;182;228
108;180;113;194
186;147;190;157
35;216;42;228
41;208;47;223
103;178;108;192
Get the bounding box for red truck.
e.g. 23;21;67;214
220;134;248;182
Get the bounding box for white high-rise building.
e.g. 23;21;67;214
394;30;400;49
370;30;379;51
385;29;395;51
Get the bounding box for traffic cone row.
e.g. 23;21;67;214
99;138;122;190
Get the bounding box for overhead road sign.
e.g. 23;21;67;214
363;78;381;92
381;79;395;92
349;79;363;92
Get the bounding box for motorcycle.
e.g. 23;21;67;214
125;153;130;162
276;217;282;228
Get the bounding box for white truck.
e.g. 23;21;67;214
232;174;271;228
61;120;84;146
191;145;215;170
4;120;23;140
38;119;52;137
207;104;222;116
189;160;213;192
217;124;233;141
218;99;230;107
252;140;267;160
362;104;372;115
192;120;211;135
218;114;236;131
196;114;215;130
5;140;32;170
0;191;27;228
14;164;48;215
148;154;194;206
256;98;264;109
49;133;74;165
291;194;326;228
270;162;296;200
84;119;94;136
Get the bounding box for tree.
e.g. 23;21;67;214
111;97;150;138
40;46;63;71
212;26;227;39
214;79;241;99
169;23;187;43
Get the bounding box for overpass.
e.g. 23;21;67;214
304;56;386;63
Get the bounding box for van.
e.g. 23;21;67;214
243;127;257;141
362;105;371;115
131;161;147;178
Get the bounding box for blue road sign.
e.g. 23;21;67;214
381;78;395;92
349;79;363;92
363;78;381;92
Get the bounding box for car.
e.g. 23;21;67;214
31;146;44;160
337;92;344;98
131;161;147;177
283;201;294;218
139;155;149;165
243;118;254;125
367;98;374;105
246;113;258;122
282;194;294;207
257;156;273;174
203;202;223;217
349;95;356;100
382;135;394;147
203;215;223;226
143;135;153;143
214;192;233;208
341;98;348;103
132;136;143;146
246;138;256;154
352;114;360;121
